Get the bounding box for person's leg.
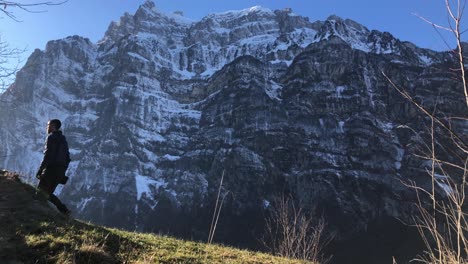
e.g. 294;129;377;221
49;193;70;214
37;168;69;214
50;166;70;214
36;176;54;201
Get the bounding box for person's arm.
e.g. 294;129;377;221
63;136;71;168
39;135;54;172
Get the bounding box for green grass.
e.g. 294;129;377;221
0;171;311;264
21;221;311;263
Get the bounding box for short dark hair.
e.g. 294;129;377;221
49;119;62;130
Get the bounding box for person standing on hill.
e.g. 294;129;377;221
36;119;71;215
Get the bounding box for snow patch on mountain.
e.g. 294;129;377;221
209;5;275;22
135;174;166;203
265;81;283;100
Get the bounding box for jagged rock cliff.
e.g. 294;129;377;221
1;1;466;262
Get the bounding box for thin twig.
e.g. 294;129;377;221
0;1;68;21
382;71;468;154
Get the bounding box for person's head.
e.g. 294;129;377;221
47;119;61;134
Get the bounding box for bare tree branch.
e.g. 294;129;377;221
415;0;468;109
262;195;334;263
383;71;468;153
0;1;67;22
413;12;455;33
0;1;67;95
389;1;468;262
0;34;24;93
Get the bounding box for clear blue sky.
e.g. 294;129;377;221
0;0;464;70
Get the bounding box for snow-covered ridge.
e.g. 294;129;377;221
98;1;322;79
95;0;442;81
315;15;401;54
207;5;275;22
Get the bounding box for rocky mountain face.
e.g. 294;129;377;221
1;1;466;262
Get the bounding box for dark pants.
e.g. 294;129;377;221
37;166;69;214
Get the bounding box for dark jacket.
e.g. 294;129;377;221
39;130;71;171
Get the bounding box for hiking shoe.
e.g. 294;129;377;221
60;208;72;217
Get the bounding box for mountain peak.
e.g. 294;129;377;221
232;5;273;15
247;5;271;13
101;0;193;43
135;0;163;18
326;14;343;21
325;14;368;31
210;5;274;20
134;0;194;25
141;0;156;10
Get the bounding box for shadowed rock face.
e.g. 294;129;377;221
0;1;466;262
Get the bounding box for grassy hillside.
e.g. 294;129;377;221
0;171;310;264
